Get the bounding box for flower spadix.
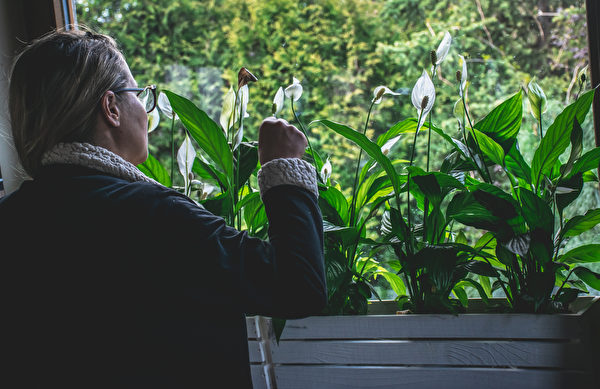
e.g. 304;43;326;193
284;77;303;101
411;70;436;132
372;86;400;104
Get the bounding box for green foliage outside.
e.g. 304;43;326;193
76;0;599;302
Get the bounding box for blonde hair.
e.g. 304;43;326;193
8;28;130;178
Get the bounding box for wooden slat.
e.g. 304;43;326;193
268;339;585;369
250;365;268;389
246;316;259;339
278;314;583;340
248;340;263;363
273;366;591;389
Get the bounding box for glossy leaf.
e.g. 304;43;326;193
531;89;594;189
558;244;600;264
138;153;172;187
568;147;600;179
474;90;523;152
561;208;600;238
317;119;401;199
573;266;600;290
164;90;233;181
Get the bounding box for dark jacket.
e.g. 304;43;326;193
1;164;326;388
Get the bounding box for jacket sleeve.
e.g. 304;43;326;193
155;159;326;319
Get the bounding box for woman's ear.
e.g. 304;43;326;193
99;90;120;127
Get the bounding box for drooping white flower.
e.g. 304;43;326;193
527;79;547;121
435;31;452;65
284;77;303;101
220;87;236;132
147;106;160;133
320;158;332;182
157;92;178;120
272;86;284;116
372;86;400;104
381;135;400;156
411;70;436;132
232;84;249;150
458;55;468;98
177;133;196;196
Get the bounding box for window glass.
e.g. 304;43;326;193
76;0;598;297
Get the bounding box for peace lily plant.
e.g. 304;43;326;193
138;31;600;317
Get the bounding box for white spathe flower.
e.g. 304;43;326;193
147;106;160;133
555;186;577;195
527;79;547;121
157;92;178;120
232;84;249;150
177;133;196;195
411;70;436;131
220;87;236;132
284;77;303;101
381;135;401;156
458;55;468;98
372;86;400;104
272;86;284;116
320;158;332;182
435;31;452;65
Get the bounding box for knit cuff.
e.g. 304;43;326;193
257;158;318;199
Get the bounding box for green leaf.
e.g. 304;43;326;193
138;153;172;187
236;141;259;188
531;89;595;189
505;142;532;185
573;266;600;290
472;129;505;166
561;208;600;238
447;191;500;232
319;186;349;225
559;117;583;178
474;90;523;151
555;173;583;217
568;147;600;179
519;187;553;233
464;260;499;277
164;90;233;181
192;158;228;190
316;119;401;201
379;271;406;297
452;286;468;307
558;244;600;264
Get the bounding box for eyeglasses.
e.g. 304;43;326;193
113;84;157;113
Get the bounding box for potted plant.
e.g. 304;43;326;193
139;46;600;388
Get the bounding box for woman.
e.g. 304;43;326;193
1;29;326;388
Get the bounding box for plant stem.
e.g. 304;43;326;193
170;116;175;186
553;268;575;301
407;110;425;254
291;101;318;172
538;116;544;140
461;97;492;183
349;100;375;226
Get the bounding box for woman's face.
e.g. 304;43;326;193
115;62;148;165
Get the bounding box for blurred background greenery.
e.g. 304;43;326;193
75;0;598;296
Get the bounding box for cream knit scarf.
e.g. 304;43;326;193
41;142;319;198
41;142;159;185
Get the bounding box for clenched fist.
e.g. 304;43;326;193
258;117;308;165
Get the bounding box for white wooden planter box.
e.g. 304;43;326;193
246;297;599;389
